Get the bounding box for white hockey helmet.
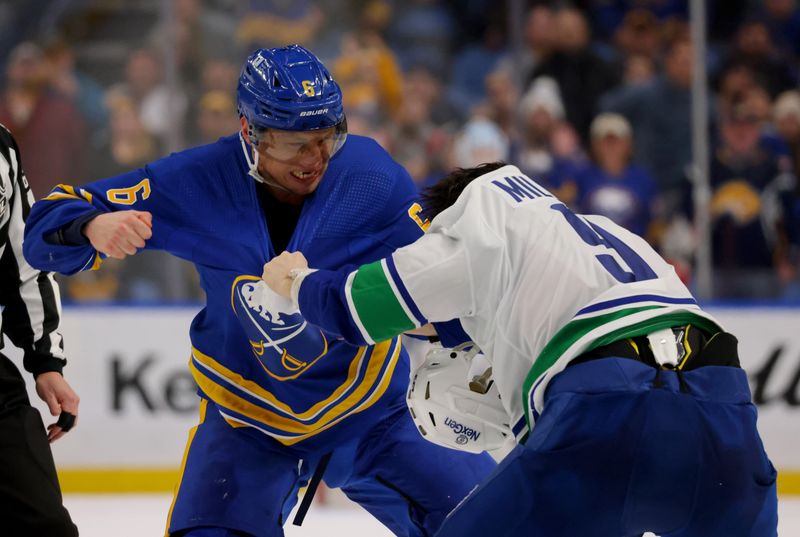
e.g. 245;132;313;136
407;344;512;454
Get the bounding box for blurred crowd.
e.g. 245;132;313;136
1;0;799;302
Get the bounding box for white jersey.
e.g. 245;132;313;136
295;164;721;440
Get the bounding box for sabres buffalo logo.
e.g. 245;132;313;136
231;275;328;380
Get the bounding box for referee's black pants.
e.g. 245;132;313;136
0;352;78;537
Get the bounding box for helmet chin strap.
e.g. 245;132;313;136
239;132;293;193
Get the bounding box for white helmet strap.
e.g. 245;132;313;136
238;132;293;193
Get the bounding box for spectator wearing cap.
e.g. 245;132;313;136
571;113;657;240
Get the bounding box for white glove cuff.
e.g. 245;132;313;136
289;268;317;311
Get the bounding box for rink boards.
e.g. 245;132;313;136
8;305;799;494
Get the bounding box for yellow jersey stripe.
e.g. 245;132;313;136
43;192;84;202
216;340;402;445
191;344;369;419
164;399;207;537
189;339;399;437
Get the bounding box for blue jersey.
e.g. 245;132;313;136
23;133;428;450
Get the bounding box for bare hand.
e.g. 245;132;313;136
262;251;309;299
83;211;152;259
35;372;80;443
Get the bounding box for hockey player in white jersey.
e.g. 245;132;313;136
262;162;777;537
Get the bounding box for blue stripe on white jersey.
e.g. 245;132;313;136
385;255;428;326
575;294;698;317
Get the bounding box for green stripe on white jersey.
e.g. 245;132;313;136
521;307;721;432
348;260;416;343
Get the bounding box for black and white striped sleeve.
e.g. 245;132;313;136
0;125;66;376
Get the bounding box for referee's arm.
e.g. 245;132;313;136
0;126;66;377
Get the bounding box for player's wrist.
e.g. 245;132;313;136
290;268;316;311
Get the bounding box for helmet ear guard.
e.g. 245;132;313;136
407;344;512;454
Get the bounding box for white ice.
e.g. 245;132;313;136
64;493;800;536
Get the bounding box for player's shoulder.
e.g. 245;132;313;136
338;133;387;157
334;135;405;178
148;133;243;183
329;134;414;201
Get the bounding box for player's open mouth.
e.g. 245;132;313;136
291;170;319;181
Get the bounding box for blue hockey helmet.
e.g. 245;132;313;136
237;45;346;134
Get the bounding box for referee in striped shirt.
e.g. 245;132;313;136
0;124;79;536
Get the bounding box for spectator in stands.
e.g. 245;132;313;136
772;91;800;295
332;29;403;120
451;116;508;169
0;41;87;198
600;37;698;214
200;57;240;95
516;77;588;204
719;18;797;98
516;77;567;182
389;0;456;72
483;67;520;142
623;53;657;86
573;113;657;240
709;97;796;298
182;56;240;144
512;5;557;85
149;0;236;91
195;91;240;146
587;0;687;41
760;0;800;56
530;7;620;142
774;90;800;179
109;48;187;148
388;88;448;187
446;19;507;118
42;37;108;132
90;93;159;181
235;0;322;50
613;9;663;62
403;63;462;126
715;63;759;120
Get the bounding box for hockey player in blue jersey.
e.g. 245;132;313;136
22;45;495;537
262;162;778;536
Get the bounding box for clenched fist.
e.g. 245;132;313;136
262;251;309;299
83;210;153;259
